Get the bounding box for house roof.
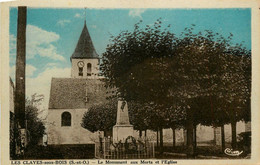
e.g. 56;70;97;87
49;78;111;109
70;21;99;60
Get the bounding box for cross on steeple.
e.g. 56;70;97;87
84;7;86;25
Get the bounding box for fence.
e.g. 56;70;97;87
95;137;154;159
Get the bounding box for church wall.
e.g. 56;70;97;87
47;108;98;145
71;59;99;78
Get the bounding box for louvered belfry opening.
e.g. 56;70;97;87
87;63;92;76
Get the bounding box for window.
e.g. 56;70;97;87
78;67;83;76
61;112;71;126
87;63;92;76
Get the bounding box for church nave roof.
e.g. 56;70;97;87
49;78;110;109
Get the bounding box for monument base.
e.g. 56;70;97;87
113;125;134;143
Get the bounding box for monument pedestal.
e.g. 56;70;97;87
113;125;133;143
112;99;133;143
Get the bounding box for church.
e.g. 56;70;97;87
47;21;109;145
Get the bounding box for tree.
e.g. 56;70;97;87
165;28;229;156
101;19;180;153
81;99;117;136
25;94;45;146
218;47;251;149
170;28;251;153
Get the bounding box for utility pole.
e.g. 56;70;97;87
14;6;27;157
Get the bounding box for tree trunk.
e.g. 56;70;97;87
213;128;216;144
171;126;176;148
139;130;142;137
156;128;159;147
221;124;225;152
193;124;197;153
159;127;164;154
183;129;187;146
145;130;147;138
231;121;237;149
186;110;194;158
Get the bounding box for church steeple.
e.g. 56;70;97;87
71;21;99;60
70;21;100;79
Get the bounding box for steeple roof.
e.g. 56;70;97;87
71;21;99;60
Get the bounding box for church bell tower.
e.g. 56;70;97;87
70;21;99;78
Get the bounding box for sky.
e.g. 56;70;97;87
9;8;251;116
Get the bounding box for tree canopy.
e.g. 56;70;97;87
81;99;117;133
98;19;251;153
100;19;251;127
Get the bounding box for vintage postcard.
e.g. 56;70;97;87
1;0;260;165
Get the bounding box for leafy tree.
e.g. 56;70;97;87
218;47;251;149
170;27;251;152
101;19;180;153
164;28;230;156
25;94;45;146
81;99;117;136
